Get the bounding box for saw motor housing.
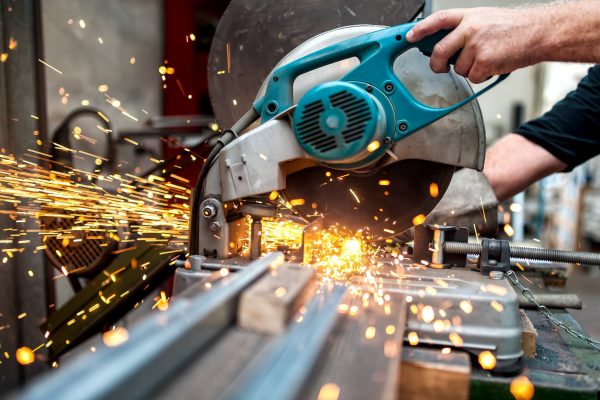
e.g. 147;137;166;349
292;81;389;167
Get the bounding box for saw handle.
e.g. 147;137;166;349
416;30;495;81
254;22;508;140
416;29;462;66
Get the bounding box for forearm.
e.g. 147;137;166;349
483;134;567;201
537;0;600;63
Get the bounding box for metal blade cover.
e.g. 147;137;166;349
208;0;425;129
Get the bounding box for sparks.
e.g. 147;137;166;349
38;59;63;75
349;188;360;204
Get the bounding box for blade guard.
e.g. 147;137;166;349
254;22;507;147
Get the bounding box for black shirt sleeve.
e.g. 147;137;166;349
514;65;600;171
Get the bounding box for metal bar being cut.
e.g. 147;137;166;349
18;252;284;400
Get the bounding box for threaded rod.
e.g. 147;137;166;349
444;241;600;266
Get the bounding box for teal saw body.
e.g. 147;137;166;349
254;21;507;170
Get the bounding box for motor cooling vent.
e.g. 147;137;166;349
292;81;384;165
329;90;372;144
295;89;373;154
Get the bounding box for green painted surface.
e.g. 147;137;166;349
469;309;600;399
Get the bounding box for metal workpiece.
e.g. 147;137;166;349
172;267;214;295
223;283;348;400
300;290;407;400
172;258;253;295
518;293;582;310
19;252;285;400
351;264;523;372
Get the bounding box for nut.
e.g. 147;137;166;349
202;204;217;218
209;221;221;232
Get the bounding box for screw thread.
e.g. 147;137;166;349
444;241;600;266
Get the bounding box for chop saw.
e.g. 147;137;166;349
190;22;505;258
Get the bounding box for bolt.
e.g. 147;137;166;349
202;203;217;218
273;76;279;82
383;137;392;145
209;222;221;232
365;85;373;92
488;259;498;265
489;271;504;280
384;83;394;92
398;123;408;131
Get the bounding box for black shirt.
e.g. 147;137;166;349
514;65;600;171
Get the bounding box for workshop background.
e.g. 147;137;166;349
0;0;598;394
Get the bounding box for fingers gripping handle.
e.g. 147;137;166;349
414;29;462;65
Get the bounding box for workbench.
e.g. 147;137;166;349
17;253;600;400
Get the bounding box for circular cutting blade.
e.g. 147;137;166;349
208;0;425;128
283;159;454;239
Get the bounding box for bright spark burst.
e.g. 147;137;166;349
303;224;379;281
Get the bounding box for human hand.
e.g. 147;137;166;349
407;7;542;83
